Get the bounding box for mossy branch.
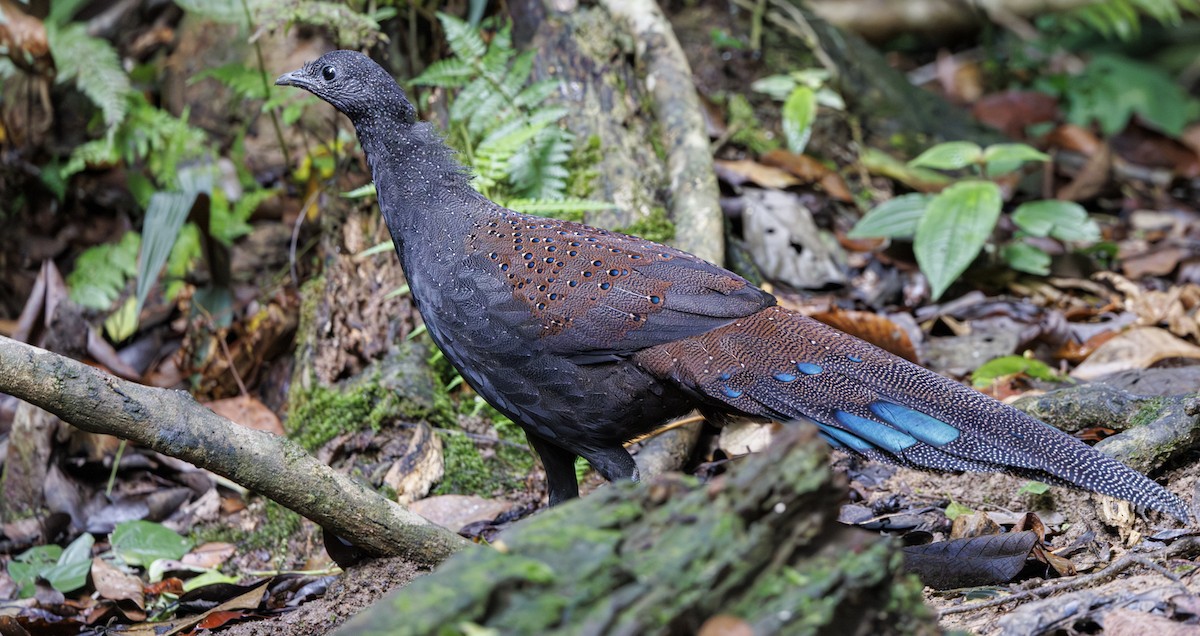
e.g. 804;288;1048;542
0;336;469;566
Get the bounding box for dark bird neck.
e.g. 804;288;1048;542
354;117;489;275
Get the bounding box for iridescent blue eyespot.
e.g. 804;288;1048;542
796;363;823;375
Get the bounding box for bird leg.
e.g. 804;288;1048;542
528;435;580;506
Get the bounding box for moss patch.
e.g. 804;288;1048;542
1130;397;1167;428
725;93;779;155
189;499;303;557
616;205;675;244
288;340;451;451
289;377;405;451
565;134;603;207
433;414;535;497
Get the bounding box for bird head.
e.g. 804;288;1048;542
275;50;417;125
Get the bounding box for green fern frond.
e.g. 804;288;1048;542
47;23;131;137
172;0;254;27
514;79;559;108
63;139;120;179
449;76;491;124
466;92;514;138
509;128;573;199
124;99;209;185
192;63;269;100
421;15;602;211
1060;0;1199;39
67;232;141;310
411;58;475;88
500;50;536;99
526;105;571;128
437;12;488;62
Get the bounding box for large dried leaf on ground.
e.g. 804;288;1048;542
810;309;919;362
741;189;846;290
1071;327;1200;381
204;395;284;435
901;531;1040;589
713;159;799;189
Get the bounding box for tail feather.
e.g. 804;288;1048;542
636;306;1190;522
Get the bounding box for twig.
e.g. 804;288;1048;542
0;335;469;564
939;537;1200;616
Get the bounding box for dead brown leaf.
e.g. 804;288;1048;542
0;0;48;63
382;421;444;505
698;614;755;636
1105;608;1196;636
181;542;236;570
1121;245;1189;279
1057;142;1112;201
713;159;799;189
972;91;1058;139
810;309;919;362
91;557;144;609
1045;123;1102;155
1096;272;1200;340
759;150;853;201
203;395;284;435
1070;327;1200;381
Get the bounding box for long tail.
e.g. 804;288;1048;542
636;305;1190;522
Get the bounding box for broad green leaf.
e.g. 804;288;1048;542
848;193;932;240
982;143;1050;166
1019;481;1051;495
104;296;140;343
357;240;395;258
173;0;252;27
914;181;1002;299
781;86;816;154
790;68;831;88
506;198;617;214
909;141;983;171
945;501;974;520
111;521;192;567
182;568;240;592
749;74;796;101
40;533;94;593
8;545;62;597
1001;242;1051;275
191;63;267;100
971;354;1062;388
1011;200;1099;242
815;87;845;110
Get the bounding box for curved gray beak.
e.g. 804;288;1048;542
274;70;308;88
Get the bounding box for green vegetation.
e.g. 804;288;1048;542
616;206;676;245
971;354;1067;389
849;141;1101;299
411;13;606;214
751;69;844;155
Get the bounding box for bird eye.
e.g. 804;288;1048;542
321;65;336;81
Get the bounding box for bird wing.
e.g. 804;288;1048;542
466;210;775;363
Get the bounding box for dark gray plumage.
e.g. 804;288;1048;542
277;50;1189;521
